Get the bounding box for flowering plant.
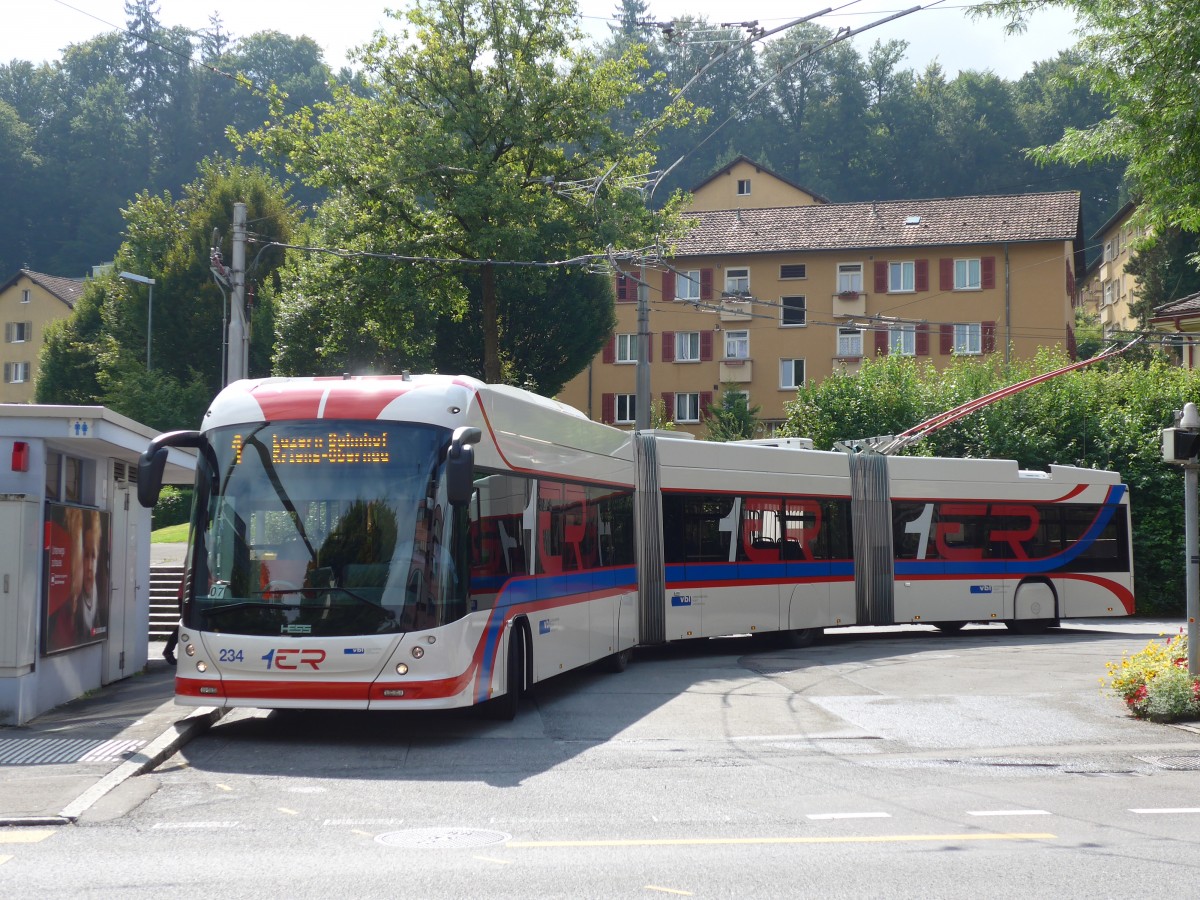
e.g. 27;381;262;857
1105;631;1200;721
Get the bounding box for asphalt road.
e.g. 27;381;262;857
4;619;1200;898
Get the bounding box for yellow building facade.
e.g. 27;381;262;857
558;158;1082;436
1078;201;1147;338
0;270;84;403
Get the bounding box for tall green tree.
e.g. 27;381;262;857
248;0;693;385
1125;228;1200;326
704;387;762;441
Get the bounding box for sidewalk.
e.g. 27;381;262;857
0;644;221;826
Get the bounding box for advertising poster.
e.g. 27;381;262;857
42;504;110;655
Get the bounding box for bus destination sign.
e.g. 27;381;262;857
231;432;391;465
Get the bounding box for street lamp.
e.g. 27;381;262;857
119;271;156;371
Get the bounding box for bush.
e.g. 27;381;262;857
1105;632;1200;721
153;485;193;529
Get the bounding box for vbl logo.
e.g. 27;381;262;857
261;648;326;670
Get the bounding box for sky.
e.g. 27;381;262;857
12;0;1079;79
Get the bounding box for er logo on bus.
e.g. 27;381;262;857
261;648;326;670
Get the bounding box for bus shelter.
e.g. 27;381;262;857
0;405;195;725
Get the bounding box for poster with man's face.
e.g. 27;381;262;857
42;504;110;655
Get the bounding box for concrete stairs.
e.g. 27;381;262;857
149;565;183;639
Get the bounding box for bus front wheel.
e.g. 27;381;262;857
485;626;526;721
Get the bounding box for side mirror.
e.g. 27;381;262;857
137;430;205;508
446;426;482;507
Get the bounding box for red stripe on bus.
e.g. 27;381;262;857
176;677;371;701
246;384;326;420
1061;573;1136;614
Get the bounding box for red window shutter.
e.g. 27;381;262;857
661;331;675;363
615;274;629;302
603;337;615;364
661;270;674;302
874;329;888;357
981;256;996;290
916;323;929;356
601;393;615;424
940;324;953;355
915;259;929;292
700;391;714;419
700;268;714;300
700;330;713;361
939;258;953;291
1066;260;1076;297
661;393;674;418
874;261;888;294
982;320;997;353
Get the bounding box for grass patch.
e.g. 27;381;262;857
151;522;190;543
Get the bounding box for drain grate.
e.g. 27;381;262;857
1141;755;1200;772
375;828;511;849
0;737;146;765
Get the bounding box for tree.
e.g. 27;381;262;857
978;1;1200;234
38;159;298;431
704;387;761;441
1125;228;1200;327
248;0;693;386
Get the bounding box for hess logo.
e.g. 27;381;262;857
261;648;326;670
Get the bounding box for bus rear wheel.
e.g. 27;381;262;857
933;621;967;634
602;647;632;673
778;627;820;649
1007;618;1058;635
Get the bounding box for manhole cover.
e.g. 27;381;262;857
375;828;511;849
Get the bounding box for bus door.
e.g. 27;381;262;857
892;501;1006;624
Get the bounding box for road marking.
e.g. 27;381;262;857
277;807;299;816
0;855;12;865
807;812;891;820
216;784;232;792
352;830;374;838
473;856;513;865
968;810;1051;817
507;833;1055;848
0;830;54;844
646;887;693;896
152;822;239;829
1130;808;1200;815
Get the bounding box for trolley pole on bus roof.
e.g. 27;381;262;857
1163;401;1200;675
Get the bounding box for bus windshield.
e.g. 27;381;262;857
187;421;468;637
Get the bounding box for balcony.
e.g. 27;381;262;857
719;300;753;321
832;290;867;317
719;358;753;382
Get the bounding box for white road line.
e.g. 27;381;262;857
806;812;891;820
0;830;54;844
967;810;1051;817
152;822;240;829
0;855;12;865
1130;808;1200;815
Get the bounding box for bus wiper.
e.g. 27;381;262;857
251;586;397;618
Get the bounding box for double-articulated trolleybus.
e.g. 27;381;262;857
138;374;1133;717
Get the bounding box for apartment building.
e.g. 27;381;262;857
1078;200;1146;338
557;158;1083;436
1150;292;1200;369
0;270;84;403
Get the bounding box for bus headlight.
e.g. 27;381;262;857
411;646;425;659
196;660;208;673
396;663;409;675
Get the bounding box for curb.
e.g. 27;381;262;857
0;706;225;827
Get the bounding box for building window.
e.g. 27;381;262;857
675;270;701;302
780;264;806;280
724;268;750;298
724;330;749;359
888;261;915;292
616;333;638;363
675;393;700;423
45;450;84;503
780;296;806;327
837;327;863;358
5;322;32;343
889;324;916;356
1104;240;1115;262
3;361;31;383
20;289;31;304
838;263;863;294
1102;281;1114;307
954;323;982;355
737;179;751;195
780;358;805;389
954;258;981;290
676;332;701;362
615;394;636;424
